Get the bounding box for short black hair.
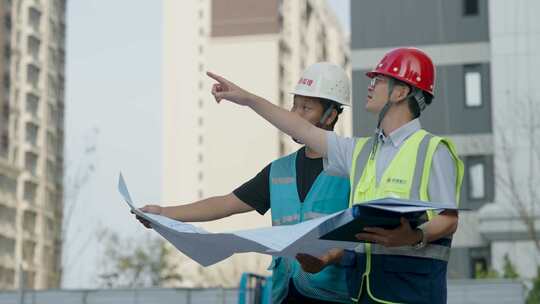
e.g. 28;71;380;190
393;80;432;119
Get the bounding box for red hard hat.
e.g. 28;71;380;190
366;47;435;96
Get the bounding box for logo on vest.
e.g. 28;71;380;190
386;177;407;185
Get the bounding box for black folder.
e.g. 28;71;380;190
320;205;427;242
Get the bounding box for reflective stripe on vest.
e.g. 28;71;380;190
354;243;450;261
269;151;351;303
351;134;437;219
348;130;464;303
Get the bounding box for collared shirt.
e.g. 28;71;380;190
323;119;457;205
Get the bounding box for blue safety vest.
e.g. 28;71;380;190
268;151;351;303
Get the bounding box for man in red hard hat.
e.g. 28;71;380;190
207;47;463;303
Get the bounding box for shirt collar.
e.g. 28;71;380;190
380;119;421;147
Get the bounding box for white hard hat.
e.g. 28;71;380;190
291;62;351;107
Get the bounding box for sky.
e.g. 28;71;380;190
64;0;162;287
64;0;349;288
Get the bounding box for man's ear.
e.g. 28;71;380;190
392;85;410;104
324;109;338;129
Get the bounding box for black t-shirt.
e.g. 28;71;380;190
233;147;323;215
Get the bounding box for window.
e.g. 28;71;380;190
27;36;40;60
4;14;11;30
0;267;15;288
22;240;36;264
48;104;57;123
3;74;9;90
467;158;486;200
45;218;54;238
0;205;16;227
470;246;490;278
304;2;313;24
46;189;56;210
25;151;38;175
28;7;41;32
25;122;39;146
26;93;39;117
23;270;35;289
472;257;488;278
48;47;58;68
47;132;56;154
464;65;482;107
469;163;485;199
26;64;40;88
49;20;59;42
0;174;17;198
4;45;10;61
23;210;37;234
46;160;55;181
0;235;15;256
0;134;7;156
48;75;58;99
463;0;479;16
23;181;38;203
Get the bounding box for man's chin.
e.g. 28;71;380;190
365;103;378;114
292;137;303;145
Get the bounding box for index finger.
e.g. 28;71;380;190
206;71;227;84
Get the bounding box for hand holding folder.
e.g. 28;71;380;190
318;198;461;243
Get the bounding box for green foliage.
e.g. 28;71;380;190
526;267;540;304
502;254;519;279
474;264;500;279
96;229;183;288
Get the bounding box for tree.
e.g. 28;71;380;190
495;97;540;252
178;254;270;288
96;229;183;288
491;96;540;284
57;128;99;287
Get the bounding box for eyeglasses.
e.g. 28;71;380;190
369;76;387;88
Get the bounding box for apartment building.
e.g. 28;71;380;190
163;0;350;287
350;0;540;279
0;0;66;290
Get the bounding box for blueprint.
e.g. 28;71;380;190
118;173;457;266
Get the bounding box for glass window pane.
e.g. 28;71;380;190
469;163;485;199
465;71;482;107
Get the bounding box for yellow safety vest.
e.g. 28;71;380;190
348;129;464;303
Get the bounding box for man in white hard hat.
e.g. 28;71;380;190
207;48;463;304
134;63;353;303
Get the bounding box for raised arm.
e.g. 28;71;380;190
207;72;329;157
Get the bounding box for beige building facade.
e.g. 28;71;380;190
0;0;66;290
163;0;350;287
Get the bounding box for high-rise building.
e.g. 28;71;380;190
0;0;66;290
163;0;350;287
350;0;540;279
